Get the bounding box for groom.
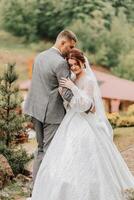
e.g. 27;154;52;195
24;30;77;186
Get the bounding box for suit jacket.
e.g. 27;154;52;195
24;48;73;123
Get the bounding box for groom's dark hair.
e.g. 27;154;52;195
56;30;77;42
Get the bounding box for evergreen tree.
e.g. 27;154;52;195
0;63;26;147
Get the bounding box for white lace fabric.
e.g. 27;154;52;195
70;76;94;113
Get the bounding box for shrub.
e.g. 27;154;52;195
0;63;27;147
112;50;134;81
2;0;66;41
116;116;134;127
0;144;32;176
2;0;37;41
107;112;120;128
107;109;134;128
68;14;134;70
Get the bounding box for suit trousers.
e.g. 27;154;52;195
32;117;60;185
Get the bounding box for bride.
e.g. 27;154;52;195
31;48;134;200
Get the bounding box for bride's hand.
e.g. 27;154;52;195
59;77;75;89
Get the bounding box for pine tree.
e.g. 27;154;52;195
0;63;26;147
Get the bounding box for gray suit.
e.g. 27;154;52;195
24;47;73;123
24;47;73;183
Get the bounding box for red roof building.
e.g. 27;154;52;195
94;70;134;112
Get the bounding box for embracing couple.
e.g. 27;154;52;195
24;30;134;200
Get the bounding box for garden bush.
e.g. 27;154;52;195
116;116;134;127
107;112;120;128
107;104;134;128
0;144;32;176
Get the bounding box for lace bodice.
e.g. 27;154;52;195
64;75;94;113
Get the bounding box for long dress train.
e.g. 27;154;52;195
31;75;134;200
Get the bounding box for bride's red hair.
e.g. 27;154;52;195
67;48;85;66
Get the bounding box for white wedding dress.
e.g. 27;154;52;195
31;73;134;200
